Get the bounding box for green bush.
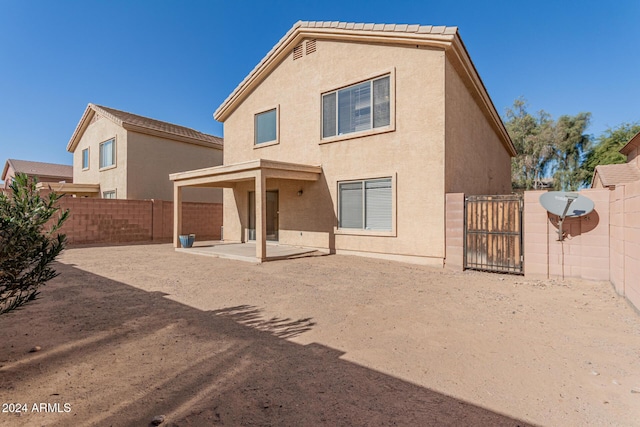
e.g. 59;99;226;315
0;173;69;315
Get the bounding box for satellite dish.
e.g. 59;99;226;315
539;192;595;217
539;191;595;241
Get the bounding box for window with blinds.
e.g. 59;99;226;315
99;138;115;169
338;178;392;231
322;75;390;138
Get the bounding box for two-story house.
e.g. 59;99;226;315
171;21;516;264
67;103;223;202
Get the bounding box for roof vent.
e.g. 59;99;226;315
305;39;316;55
293;44;303;60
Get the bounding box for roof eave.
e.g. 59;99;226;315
214;24;456;122
123;123;223;149
66;104;96;153
1;160;11;181
620;130;640;155
447;34;516;157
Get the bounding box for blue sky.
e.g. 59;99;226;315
1;0;638;167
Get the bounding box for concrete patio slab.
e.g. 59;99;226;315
175;241;323;262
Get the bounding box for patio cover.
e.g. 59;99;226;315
169;159;322;261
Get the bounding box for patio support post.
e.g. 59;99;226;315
173;184;183;248
255;171;267;262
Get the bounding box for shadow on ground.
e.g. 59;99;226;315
0;262;534;427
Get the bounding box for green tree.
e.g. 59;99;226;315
0;173;69;315
505;98;593;191
505;98;555;190
551;112;592;191
582;122;640;186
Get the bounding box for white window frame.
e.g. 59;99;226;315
102;189;116;199
99;137;116;170
335;174;397;236
254;106;279;148
82;147;90;170
321;69;395;144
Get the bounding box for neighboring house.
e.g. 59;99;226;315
2;158;73;190
591;131;640;189
66;103;223;202
171;21;516;264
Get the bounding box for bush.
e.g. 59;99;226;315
0;173;69;315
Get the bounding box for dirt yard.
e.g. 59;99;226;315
1;243;639;426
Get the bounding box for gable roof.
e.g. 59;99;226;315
67;104;223;152
591;163;640;188
2;159;73;182
214;20;516;156
620;130;640;155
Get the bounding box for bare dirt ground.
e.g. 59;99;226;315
1;243;639;427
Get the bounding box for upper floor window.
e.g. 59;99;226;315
102;190;116;199
82;148;89;170
255;109;277;145
99;138;115;169
323;75;390;139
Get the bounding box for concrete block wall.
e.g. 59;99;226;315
523;189;610;281
173;201;223;240
444;193;464;270
620;180;640;309
55;198;152;244
52;198;222;245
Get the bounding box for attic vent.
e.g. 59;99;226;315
305;39;316;55
293;44;303;60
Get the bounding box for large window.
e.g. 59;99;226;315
323;75;390;138
99;138;115;169
338;178;392;231
82;148;89;170
255;109;277;145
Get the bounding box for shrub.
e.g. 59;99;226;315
0;173;69;315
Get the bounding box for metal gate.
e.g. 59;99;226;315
464;194;523;274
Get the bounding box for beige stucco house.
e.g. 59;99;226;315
171;21;516;264
66;103;223;202
2;159;73;190
591;131;640;189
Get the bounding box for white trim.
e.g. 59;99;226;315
98;137;117;171
320;68;395;144
81;147;90;170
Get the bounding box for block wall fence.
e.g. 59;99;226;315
445;185;640;312
50;198;222;245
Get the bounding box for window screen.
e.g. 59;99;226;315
339;178;392;231
255;109;277;144
323;75;390;138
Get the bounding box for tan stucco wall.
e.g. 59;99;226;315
444;56;512;195
626;146;639;167
72;115;128;197
2;164;15;189
126;131;223;202
592;173;605;189
223;39;449;263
